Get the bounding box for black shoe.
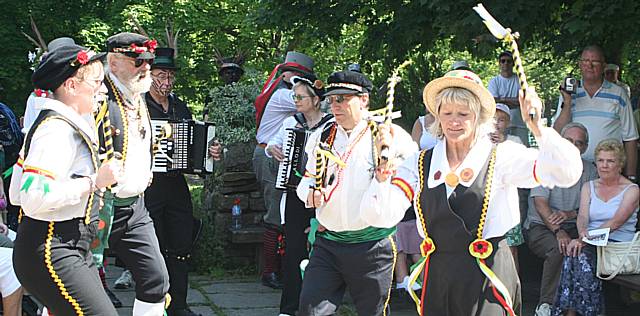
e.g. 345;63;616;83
104;287;123;308
261;272;283;289
168;307;202;316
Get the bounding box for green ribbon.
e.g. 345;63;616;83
91;190;115;268
319;226;396;244
2;167;12;179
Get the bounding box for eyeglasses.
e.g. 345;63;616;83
77;77;103;90
499;58;513;64
326;94;359;105
290;92;313;102
579;59;604;67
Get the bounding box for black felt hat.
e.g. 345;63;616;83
32;44;105;91
279;51;314;76
324;70;373;96
106;32;156;60
151;47;178;70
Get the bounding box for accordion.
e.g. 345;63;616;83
275;128;309;190
150;119;215;174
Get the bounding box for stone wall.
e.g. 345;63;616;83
203;140;266;266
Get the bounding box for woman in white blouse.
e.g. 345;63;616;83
366;70;582;315
10;44;121;315
266;75;333;316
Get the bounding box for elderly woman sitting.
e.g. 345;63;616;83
553;139;639;316
364;70;583;315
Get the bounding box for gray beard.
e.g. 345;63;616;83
124;75;152;95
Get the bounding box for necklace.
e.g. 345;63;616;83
106;76;146;139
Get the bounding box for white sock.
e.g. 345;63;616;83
133;298;165;316
396;276;407;289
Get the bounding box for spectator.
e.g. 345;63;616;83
490;103;525;272
525;122;597;316
0;247;22;316
451;60;471;71
488;51;528;145
553;45;638;181
553;139;639;316
604;63;631;98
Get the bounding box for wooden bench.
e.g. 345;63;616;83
609;274;640;291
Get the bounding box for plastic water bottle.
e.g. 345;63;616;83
231;198;242;230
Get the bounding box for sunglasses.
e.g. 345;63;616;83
290;92;313;102
326;94;359;105
134;58;153;68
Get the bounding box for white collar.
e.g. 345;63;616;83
41;98;97;142
427;135;493;188
336;120;368;139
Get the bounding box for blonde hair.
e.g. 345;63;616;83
428;87;494;138
74;59;103;80
594;139;626;167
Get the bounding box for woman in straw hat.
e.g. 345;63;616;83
10;44;121;315
365;70;583;315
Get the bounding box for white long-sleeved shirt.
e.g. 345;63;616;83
267;114;334;224
108;73;153;198
256;88;296;144
362;128;583;240
9;99;96;221
296;120;418;231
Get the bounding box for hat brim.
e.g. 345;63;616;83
324;88;361;96
280;65;314;76
151;64;179;70
423;76;496;119
90;52;107;62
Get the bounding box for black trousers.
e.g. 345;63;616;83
13;217;117;315
280;192;314;315
108;196;170;303
298;236;396;316
145;174;194;311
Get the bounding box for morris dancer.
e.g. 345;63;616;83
100;32;170;315
364;70;582;315
10;43;121;315
296;70;417;315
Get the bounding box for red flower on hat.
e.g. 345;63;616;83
77;50;89;65
469;238;493;259
144;39;157;52
130;43;146;54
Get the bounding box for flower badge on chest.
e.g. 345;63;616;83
469;238;493;259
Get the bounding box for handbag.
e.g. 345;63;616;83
596;232;640;280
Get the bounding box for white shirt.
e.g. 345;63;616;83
256;89;296;144
22;94;47;134
108;73;153;198
552;80;638;161
9;99;97;221
267;114;334;224
296;120;418;231
488;75;525;130
363;128;583;240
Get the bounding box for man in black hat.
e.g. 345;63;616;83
144;47;219;316
218;58;244;85
295;70;417;315
253;51;315;289
100;32;170;316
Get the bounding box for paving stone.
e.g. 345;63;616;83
112;289;135;307
207;292;280;309
190;306;216;315
223;307;280;316
200;281;281;294
186;288;208;305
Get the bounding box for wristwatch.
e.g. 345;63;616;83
552;227;563;235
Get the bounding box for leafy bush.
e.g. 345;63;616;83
205;70;262;144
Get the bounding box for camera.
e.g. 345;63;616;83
561;76;580;94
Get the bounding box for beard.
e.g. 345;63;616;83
119;69;152;95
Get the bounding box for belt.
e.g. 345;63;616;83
258;143;268;149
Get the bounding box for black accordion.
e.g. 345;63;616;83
150;119;215;174
275;128;309;190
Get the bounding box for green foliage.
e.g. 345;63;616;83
205;71;261;144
